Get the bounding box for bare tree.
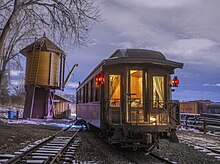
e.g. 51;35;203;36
11;77;25;106
0;0;100;100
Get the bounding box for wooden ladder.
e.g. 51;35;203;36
29;39;45;119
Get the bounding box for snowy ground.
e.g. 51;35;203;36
0;105;79;129
177;129;220;160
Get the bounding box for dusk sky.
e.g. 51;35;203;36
67;0;220;102
14;0;220;102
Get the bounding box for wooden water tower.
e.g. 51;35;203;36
20;34;66;119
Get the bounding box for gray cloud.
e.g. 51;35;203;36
67;0;220;101
124;0;202;8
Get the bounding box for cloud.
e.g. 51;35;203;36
110;41;135;49
166;38;217;55
66;82;79;88
10;70;24;76
159;38;219;65
203;83;220;87
126;0;201;8
65;0;220;102
173;89;220;102
10;80;23;86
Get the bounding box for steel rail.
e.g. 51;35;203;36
49;128;81;164
92;127;141;164
178;134;220;154
150;152;176;164
90;125;172;164
179;135;220;155
5;124;73;164
206;147;220;154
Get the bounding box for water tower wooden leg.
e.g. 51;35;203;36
51;91;55;117
45;90;55;119
29;87;36;119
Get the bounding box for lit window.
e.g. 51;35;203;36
153;76;164;108
130;70;143;108
109;75;120;107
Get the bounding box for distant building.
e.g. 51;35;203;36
180;100;212;114
53;94;72;119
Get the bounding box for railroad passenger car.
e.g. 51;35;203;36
76;49;183;151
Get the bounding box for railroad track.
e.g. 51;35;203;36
178;133;220;160
0;125;81;164
108;143;175;164
90;126;176;164
149;152;176;164
112;149;176;164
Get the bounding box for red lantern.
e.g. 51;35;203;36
172;76;179;87
96;73;104;85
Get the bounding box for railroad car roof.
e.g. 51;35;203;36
106;49;183;68
20;35;65;56
207;103;220;109
77;49;183;89
55;94;72;102
110;49;166;60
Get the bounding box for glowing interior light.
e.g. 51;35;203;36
150;117;156;122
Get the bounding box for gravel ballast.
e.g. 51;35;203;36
1;122;220;163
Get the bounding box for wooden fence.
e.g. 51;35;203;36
180;113;220;134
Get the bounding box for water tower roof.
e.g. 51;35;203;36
20;35;65;57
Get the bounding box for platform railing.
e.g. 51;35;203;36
105;99;180;126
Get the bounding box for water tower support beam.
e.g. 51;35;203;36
45;89;55;118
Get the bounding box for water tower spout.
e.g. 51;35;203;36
63;64;78;87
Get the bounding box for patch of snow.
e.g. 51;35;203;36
193;146;203;150
1;106;79;129
3;119;77;129
44;122;70;128
7;120;39;125
206;153;219;156
200;149;211;153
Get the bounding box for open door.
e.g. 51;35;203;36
126;70;144;124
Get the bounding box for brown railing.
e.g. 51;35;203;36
105;99;180;125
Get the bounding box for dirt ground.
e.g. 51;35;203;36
0;122;61;154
